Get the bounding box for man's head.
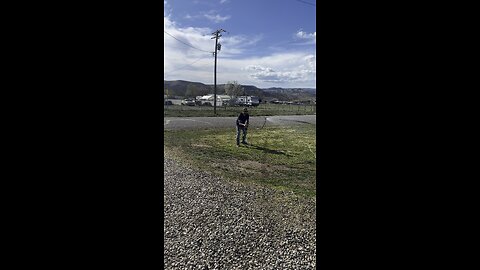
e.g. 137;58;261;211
243;107;248;113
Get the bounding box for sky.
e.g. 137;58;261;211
164;0;316;88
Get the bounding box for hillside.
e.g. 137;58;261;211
164;80;316;101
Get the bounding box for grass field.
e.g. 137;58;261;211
164;125;316;198
164;103;316;117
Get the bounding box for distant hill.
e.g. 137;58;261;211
264;87;316;94
164;80;316;101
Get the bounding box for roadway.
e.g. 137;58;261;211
164;115;316;130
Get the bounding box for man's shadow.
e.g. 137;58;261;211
246;144;291;157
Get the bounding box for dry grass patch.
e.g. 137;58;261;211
164;126;316;198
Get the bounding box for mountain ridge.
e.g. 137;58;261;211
163;80;316;101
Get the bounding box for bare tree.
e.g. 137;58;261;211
224;81;243;97
185;84;199;98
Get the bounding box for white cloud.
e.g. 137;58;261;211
241;54;316;83
164;1;172;17
205;52;315;88
204;13;231;23
295;30;316;44
185;10;232;23
220;0;229;3
217;34;263;57
164;16;315;88
245;65;275;72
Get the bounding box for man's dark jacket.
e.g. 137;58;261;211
236;113;249;127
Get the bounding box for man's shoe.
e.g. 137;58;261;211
241;141;248;145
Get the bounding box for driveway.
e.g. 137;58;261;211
164;155;316;269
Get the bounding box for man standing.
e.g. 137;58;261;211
236;107;249;147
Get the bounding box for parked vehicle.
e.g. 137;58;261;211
181;98;195;106
164;100;173;105
234;96;260;107
197;94;231;107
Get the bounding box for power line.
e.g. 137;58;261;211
164;56;209;75
294;0;316;6
164;30;213;53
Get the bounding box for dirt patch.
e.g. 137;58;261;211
237;160;290;172
191;144;212;148
238;160;265;170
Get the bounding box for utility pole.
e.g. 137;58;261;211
211;29;225;115
242;87;246;106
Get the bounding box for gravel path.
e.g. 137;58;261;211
164;155;316;269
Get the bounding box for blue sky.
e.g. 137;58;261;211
164;0;316;88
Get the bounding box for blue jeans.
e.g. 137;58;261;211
236;126;247;145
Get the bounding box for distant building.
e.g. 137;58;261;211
233;96;260;107
197;94;232;106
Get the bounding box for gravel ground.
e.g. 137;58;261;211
164;155;316;269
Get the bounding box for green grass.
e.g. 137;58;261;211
164;125;316;198
164;103;316;117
